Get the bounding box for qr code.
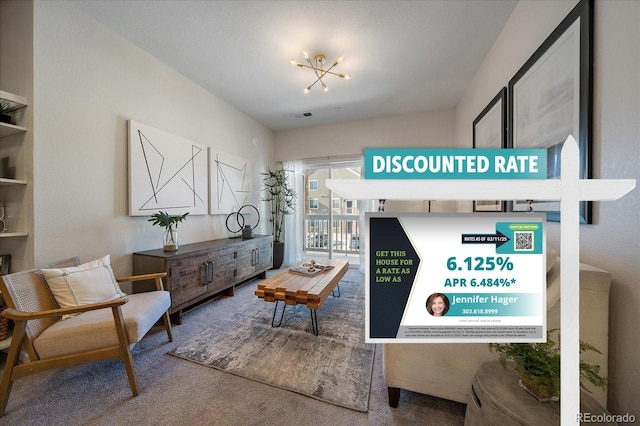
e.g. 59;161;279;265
514;231;534;251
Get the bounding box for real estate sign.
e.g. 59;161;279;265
365;212;546;343
362;148;548;343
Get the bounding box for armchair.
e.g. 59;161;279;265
0;256;173;416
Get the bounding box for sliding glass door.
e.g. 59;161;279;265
302;160;362;265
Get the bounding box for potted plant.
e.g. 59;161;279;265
262;167;296;268
148;211;189;251
489;329;607;402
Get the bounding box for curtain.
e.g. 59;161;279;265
358;199;376;273
283;160;305;266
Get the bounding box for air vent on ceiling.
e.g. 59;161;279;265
292;112;313;119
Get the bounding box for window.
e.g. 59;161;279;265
332;198;341;210
345;200;354;214
309;199;319;209
309;179;318;191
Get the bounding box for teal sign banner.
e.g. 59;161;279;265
364;148;547;179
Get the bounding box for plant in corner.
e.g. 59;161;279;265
489;329;607;402
262;167;296;268
148;211;189;252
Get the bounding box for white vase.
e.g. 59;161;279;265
163;229;178;251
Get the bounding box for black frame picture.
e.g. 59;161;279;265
473;87;507;212
508;0;593;223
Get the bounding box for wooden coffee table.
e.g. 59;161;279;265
255;259;349;335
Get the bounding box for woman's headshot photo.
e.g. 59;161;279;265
426;293;450;317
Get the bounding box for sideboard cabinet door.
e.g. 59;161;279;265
235;237;273;283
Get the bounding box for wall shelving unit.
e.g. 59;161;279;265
0;89;29;239
0;90;29;354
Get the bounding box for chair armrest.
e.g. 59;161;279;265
117;272;167;291
1;298;128;321
117;272;167;282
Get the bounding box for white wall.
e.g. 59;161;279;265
456;0;640;415
274;108;456;162
32;1;274;281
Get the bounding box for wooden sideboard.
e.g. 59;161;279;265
133;235;273;324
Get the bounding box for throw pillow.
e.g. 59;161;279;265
42;255;126;316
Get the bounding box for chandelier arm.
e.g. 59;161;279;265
316;62;338;80
305;57;324;81
307;62;341;92
296;64;346;79
317;69;345;78
307;74;324;90
305;60;327;93
306;77;322;92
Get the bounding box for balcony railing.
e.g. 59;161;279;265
304;214;360;253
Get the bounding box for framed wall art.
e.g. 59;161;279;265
473;87;507;212
209;149;255;215
508;0;593;223
128;120;208;216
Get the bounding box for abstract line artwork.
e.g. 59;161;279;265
128;120;208;216
209;149;254;215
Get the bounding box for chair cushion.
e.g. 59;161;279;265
41;255;126;316
33;291;170;359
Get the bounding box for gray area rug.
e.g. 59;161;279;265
169;269;375;412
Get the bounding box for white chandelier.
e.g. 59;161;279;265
289;51;351;94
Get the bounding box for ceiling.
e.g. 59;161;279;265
69;0;518;132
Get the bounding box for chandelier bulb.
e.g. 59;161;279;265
304;87;311;94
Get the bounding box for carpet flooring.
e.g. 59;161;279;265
0;266;467;425
169;269;375;412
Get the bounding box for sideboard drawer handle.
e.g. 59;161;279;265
203;262;209;285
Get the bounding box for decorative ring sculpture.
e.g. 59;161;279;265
225;204;260;238
225;211;245;235
237;204;260;230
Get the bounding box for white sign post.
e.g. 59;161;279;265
326;136;636;424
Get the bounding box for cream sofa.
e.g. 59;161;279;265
382;257;611;408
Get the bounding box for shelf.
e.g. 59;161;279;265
0;232;28;238
0;122;27;138
1;90;28;137
0;178;27;186
0;90;28;111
